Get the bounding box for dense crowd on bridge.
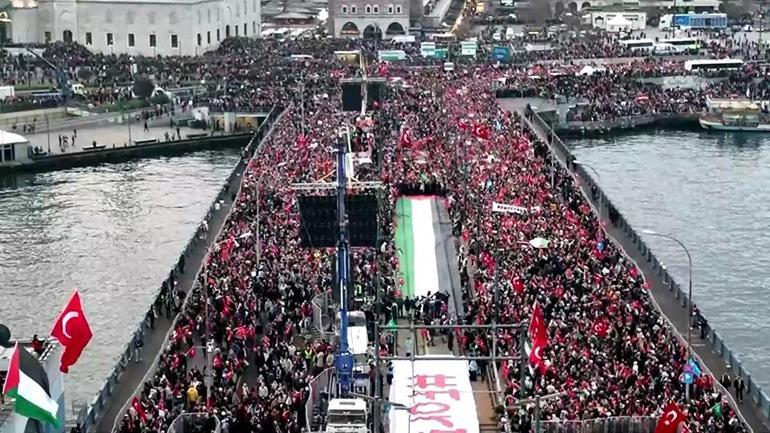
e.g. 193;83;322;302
96;36;756;433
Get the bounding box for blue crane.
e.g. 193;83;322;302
25;46;71;99
334;131;355;396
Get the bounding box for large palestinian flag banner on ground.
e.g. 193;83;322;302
2;343;60;427
394;196;440;300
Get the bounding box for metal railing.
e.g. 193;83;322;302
539;416;657;433
167;412;221;433
311;290;335;341
73;106;285;433
524;109;762;430
304;367;335;432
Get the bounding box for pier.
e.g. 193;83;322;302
70;106;284;433
517;103;770;433
0;106;270;174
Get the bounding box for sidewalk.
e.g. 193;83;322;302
519;108;770;433
92;145;251;433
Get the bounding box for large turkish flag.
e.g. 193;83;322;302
50;291;93;373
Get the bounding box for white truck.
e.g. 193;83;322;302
0;85;15;100
325;398;369;433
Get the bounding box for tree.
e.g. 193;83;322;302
77;67;93;83
132;76;155;99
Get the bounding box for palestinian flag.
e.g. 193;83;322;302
2;343;61;427
394;197;440;299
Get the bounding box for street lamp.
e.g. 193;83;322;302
573;160;604;223
641;229;693;398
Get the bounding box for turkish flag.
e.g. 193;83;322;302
131;397;147;424
528;302;548;344
592;318;609;338
297;133;308;148
378;62;389;77
400;128;412;148
529;339;547;374
655;402;687;433
512;276;525;294
472;123;490;140
50;291;93;373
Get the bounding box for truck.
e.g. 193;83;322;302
325;398;369;433
0;85;15;100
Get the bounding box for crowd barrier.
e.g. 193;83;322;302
525;109;765;429
166;412;221;433
304;367;335;432
311;290;335;342
539;416;657;433
73;105;285;433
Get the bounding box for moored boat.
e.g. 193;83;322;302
699;99;770;132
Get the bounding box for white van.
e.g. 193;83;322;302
326;398;368;433
653;43;677;54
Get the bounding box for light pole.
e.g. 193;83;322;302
641;229;693;398
573;160;603;222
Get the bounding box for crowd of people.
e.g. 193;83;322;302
0;26;742;433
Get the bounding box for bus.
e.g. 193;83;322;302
661;37;702;54
619;38;655;52
659;13;728;30
684;58;744;72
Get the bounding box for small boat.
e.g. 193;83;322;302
699;99;770;132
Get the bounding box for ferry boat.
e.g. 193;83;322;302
699;99;770;132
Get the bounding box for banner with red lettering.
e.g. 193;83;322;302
389;358;479;433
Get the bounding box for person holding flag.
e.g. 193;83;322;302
49;290;93;373
655;401;688;433
526;302;549;375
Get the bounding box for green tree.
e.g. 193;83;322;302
77;67;93;83
132;76;155;99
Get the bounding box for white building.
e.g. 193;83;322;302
1;0;260;56
329;0;411;38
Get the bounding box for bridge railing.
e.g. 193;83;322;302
525;109;762;430
74;106;285;433
539;416;656;433
304;367;335;432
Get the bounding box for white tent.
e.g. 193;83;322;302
606;15;632;33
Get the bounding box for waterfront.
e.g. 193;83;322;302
570;129;770;390
0;148;241;412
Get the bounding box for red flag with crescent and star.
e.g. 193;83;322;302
50;291;93;373
655;401;687;433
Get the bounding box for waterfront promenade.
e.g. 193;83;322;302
26;123;213;156
517;104;770;433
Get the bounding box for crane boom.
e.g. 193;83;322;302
25;46;71;99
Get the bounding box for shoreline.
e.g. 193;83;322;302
556;113;702;137
522;107;770;433
0;132;255;175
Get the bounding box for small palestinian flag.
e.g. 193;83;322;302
2;343;60;427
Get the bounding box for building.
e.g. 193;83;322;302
328;0;411;38
0;0;260;56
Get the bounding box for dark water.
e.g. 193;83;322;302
570;129;770;390
0;148;240;413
